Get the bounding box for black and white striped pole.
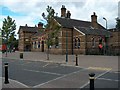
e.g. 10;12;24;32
4;63;9;84
89;73;95;90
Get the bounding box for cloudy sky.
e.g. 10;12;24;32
0;0;119;38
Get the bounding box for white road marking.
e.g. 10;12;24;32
42;63;49;67
80;69;111;88
33;68;86;88
21;62;31;65
80;81;89;88
97;78;119;82
1;77;29;88
23;69;63;76
95;69;111;79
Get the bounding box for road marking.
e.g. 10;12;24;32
42;63;49;67
87;67;112;71
33;68;86;88
21;62;31;65
1;77;29;88
80;69;111;88
97;78;119;82
23;69;63;76
80;81;89;88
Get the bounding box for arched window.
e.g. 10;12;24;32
33;42;34;49
92;37;95;47
55;37;59;48
34;41;36;49
74;38;77;48
78;38;80;48
99;37;102;44
38;41;40;48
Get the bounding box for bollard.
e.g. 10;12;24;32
20;53;23;59
89;73;95;90
4;63;9;84
75;54;78;66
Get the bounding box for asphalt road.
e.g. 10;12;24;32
2;58;119;89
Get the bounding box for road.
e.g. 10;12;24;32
2;58;119;89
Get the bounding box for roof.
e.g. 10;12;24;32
18;26;38;33
32;31;45;37
54;17;105;29
108;28;120;32
75;27;112;37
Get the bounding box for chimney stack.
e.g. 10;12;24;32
38;22;43;29
91;12;98;29
25;24;27;27
61;5;66;18
66;11;71;18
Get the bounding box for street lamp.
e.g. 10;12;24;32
103;17;107;30
103;17;108;55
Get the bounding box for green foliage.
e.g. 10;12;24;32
42;6;61;47
2;16;16;45
116;18;120;29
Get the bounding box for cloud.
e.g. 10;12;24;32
0;0;119;39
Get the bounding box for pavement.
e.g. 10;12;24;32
1;51;119;89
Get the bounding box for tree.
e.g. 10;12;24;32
42;6;61;60
2;16;16;55
116;18;120;29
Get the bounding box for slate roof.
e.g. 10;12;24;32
54;17;105;29
75;27;112;36
108;28;120;32
18;26;38;33
32;31;45;37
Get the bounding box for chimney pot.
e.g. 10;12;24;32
66;10;71;18
38;22;43;28
61;5;66;17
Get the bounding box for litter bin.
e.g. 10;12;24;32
20;53;23;59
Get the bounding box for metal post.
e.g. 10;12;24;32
89;73;95;90
66;30;68;62
75;54;78;66
4;63;9;84
103;17;107;55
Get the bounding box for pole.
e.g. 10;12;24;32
103;17;107;55
75;54;78;66
89;73;95;90
4;63;9;84
66;30;68;62
47;34;49;60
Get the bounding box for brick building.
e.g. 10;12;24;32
18;5;112;55
18;23;43;51
108;28;120;55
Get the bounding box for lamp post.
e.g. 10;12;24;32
66;30;68;62
103;17;107;30
103;17;108;55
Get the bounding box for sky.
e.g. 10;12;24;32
0;0;119;38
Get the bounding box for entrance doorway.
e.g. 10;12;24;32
25;45;31;51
